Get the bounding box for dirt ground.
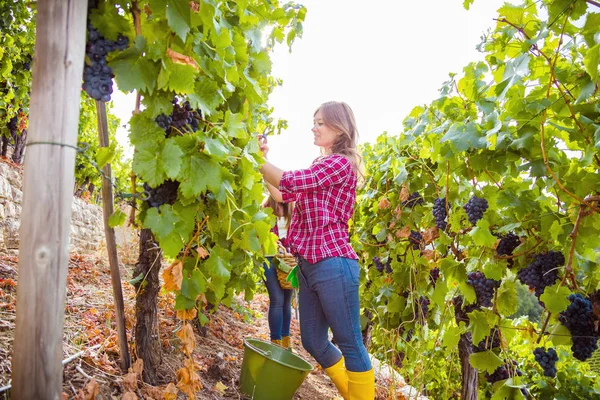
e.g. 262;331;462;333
0;248;413;399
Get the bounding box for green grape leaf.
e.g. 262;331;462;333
108;210;127;228
442;324;461;349
144;205;180;239
179;153;222;197
539;283;571;314
162;139;184;179
549;323;572;346
584;44;599;83
205;247;233;280
467;310;491;345
166;0;191;41
175;293;196;310
188;77;223;116
469;350;504;374
129;113;166;146
165;61;198;94
440;122;487;152
95;147;115;168
469;219;497;247
496;279;518;316
110;36;159;93
224;111;247;138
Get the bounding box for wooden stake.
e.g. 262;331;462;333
11;1;88;398
95;100;131;371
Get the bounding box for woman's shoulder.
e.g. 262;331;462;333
313;153;351;167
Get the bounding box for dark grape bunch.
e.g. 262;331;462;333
429;267;440;287
432;197;450;230
496;232;521;267
144;180;180;208
372;256;392;274
453;296;478;324
7;115;18;132
533;347;558;377
402;192;424;208
485;360;522;383
473;328;501;352
155;99;203;135
417;296;430;325
409;230;423;250
467;271;500;308
464;196;488;225
559;294;599;361
517;251;564;297
82;25;129;102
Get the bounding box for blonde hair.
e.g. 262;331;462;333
266;196;294;229
314;101;362;176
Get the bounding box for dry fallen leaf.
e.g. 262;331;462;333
177;307;198;321
166;48;200;70
393;205;403;219
123;371;138;391
163;383;178;400
176;322;196;355
190;1;200;13
378;197;391;209
122;392;138;400
163;260;183;291
399;185;410;202
396;226;411;239
422;227;439;244
196;246;209;259
176;359;203;398
214;381;228;395
83;378;99;400
132;358;144;376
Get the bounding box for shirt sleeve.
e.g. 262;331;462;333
279;155;351;195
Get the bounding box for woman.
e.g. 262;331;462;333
262;195;294;349
259;101;373;400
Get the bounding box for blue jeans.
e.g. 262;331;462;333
297;256;372;372
263;257;292;340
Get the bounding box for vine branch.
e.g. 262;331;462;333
585;0;600;7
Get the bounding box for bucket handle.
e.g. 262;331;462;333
245;340;273;359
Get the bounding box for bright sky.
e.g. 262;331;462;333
113;0;508;170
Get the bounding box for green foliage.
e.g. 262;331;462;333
75;93;131;200
510;281;543;323
353;1;600;398
0;0;35;137
88;0;305;320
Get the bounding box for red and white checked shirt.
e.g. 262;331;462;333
279;154;358;264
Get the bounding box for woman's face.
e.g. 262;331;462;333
312;110;340;153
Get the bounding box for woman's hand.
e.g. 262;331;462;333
258;134;269;158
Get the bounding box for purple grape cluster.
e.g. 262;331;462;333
417;296;430;325
496;232;521;267
429;267;440;287
517;251;564;297
7;115;18;132
464;196;488;225
82;25;128;102
485;360;522;383
432;197;450;230
402;192;424;208
558;294;599;361
473;328;501;352
533;347;558;377
155;99;203;135
409;230;423;250
144;180;180;208
372;256;392;274
467;271;500;308
453;296;478;324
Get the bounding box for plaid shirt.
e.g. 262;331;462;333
279;154;358;264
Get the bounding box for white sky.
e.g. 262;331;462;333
113;0;508;170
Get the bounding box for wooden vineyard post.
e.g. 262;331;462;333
11;0;88;399
95;100;131;371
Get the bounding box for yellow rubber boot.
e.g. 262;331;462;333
347;368;374;400
282;336;291;349
271;339;282;347
324;357;349;400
